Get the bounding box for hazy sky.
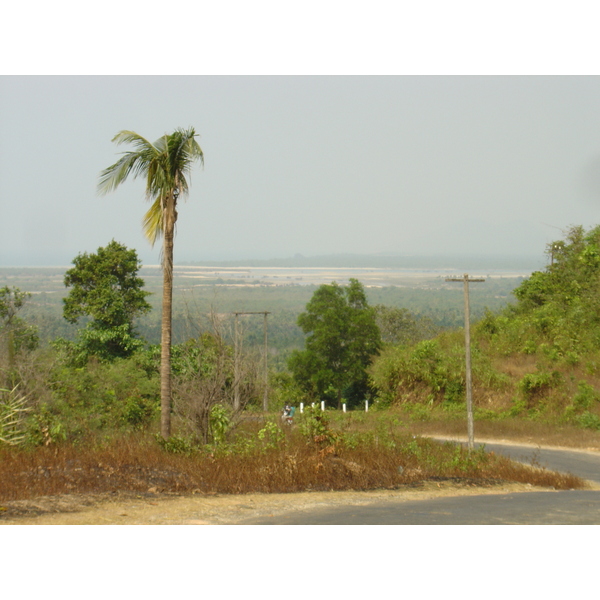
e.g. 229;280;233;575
3;75;600;266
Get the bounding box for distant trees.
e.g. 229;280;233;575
98;128;204;439
288;279;381;408
62;240;151;361
0;286;39;386
493;224;600;358
374;305;440;346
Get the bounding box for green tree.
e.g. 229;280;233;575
0;287;39;386
474;224;600;360
288;279;381;408
374;304;440;346
62;240;151;361
98;128;204;438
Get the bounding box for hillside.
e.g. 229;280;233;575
370;225;600;432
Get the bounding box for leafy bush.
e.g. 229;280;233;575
154;433;198;455
37;355;159;443
576;411;600;431
518;371;562;403
209;404;232;446
256;420;285;451
370;335;505;407
298;405;339;446
572;381;600;411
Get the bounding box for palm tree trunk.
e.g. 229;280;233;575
160;221;175;439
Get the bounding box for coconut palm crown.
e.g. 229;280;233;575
98;127;204;438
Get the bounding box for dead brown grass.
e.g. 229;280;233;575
408;416;600;450
0;431;586;505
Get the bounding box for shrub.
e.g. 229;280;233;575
572;381;600;411
298;405;339;447
518;371;562;405
576;411;600;430
37;355;159;443
154;433;198;455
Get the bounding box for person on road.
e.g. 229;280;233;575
282;403;295;425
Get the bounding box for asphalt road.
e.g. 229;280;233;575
454;440;600;484
238;440;600;525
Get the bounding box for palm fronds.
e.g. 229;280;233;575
0;385;31;446
98;127;203;247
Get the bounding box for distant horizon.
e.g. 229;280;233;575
0;250;548;272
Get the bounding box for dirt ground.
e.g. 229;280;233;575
0;480;555;525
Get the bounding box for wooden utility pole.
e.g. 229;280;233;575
233;311;271;412
234;312;240;411
263;312;269;411
445;274;485;450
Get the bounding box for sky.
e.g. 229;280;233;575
2;5;600;271
4;75;600;267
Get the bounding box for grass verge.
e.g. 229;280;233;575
0;428;586;507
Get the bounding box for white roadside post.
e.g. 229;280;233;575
321;401;325;411
365;400;369;412
300;402;304;414
343;403;347;413
445;273;485;451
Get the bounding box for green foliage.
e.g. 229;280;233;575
563;381;600;426
27;404;67;446
370;337;465;405
518;371;562;402
493;225;600;359
154;433;198;455
256;420;285;451
0;287;39;386
53;326;146;367
0;287;30;323
298;405;339;446
122;394;158;428
269;371;305;411
288;279;381;407
139;334;233;380
575;411;600;430
98;128;204;246
39;355;160;442
62;241;151;361
209;404;232;446
367;224;600;427
572;381;600;411
374;305;440;346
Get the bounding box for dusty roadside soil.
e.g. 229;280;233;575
0;480;560;525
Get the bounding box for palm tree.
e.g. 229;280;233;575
98;128;204;438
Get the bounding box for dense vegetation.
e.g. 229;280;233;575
2;227;600;506
369;225;600;432
288;279;381;408
4;226;600;448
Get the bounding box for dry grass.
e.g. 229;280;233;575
408;415;600;450
0;430;586;504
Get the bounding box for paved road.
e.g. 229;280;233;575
448;440;600;484
238;440;600;525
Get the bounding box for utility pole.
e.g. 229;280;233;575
233;311;271;412
263;312;269;412
234;312;240;411
445;274;485;450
